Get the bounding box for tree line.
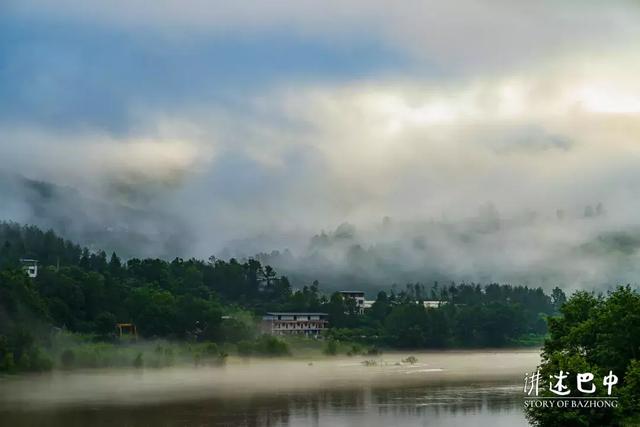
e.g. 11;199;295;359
1;222;563;372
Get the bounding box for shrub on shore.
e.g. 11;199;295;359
237;335;290;357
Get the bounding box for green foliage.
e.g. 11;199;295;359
620;360;640;418
133;352;144;368
95;312;117;336
402;356;418;364
384;304;428;348
551;286;567;313
366;347;381;355
236;335;290;357
60;349;75;369
192;342;227;366
0;328;52;373
0;222;562;374
0;222;82;270
346;344;363;356
526;286;640;426
217;310;256;343
323;339;339;356
326;282;554;349
203;342;219;356
48;334;228;369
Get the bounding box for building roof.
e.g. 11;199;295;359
339;290;365;294
265;312;328;316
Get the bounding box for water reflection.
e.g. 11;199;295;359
0;382;527;426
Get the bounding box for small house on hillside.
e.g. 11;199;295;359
261;312;328;338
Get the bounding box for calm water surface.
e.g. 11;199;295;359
0;351;536;426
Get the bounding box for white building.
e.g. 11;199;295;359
261;312;328;337
339;291;366;314
20;259;38;278
421;300;448;309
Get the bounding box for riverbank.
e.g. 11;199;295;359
1;331;544;374
1;332;537;375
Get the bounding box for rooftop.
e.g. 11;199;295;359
265;312;328;316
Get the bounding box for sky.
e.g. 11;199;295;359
2;1;640;289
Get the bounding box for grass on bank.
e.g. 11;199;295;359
3;329;540;374
1;331;379;373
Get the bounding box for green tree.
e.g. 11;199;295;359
384;304;427;348
527;286;640;426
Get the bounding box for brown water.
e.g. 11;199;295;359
0;350;538;426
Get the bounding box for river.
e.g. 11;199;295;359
0;350;539;426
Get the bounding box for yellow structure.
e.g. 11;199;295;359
116;323;137;339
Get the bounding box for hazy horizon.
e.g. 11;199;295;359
2;1;640;291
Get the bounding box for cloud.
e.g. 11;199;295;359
5;0;640;72
3;47;640;230
1;125;208;186
2;1;640;288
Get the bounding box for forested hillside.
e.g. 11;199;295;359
1;222;562;372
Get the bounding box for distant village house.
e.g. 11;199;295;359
421;300;448;309
20;258;38;278
261;312;328;337
339;290;366;314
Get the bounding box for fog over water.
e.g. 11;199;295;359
2;3;637;426
0;351;539;408
0;351;536;426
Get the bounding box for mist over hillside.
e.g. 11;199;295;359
3;172;640;293
2;0;640;295
0;172;190;259
243;208;640;293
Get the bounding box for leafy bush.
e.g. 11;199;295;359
526;286;640;426
133;352;144;368
323;339;339;356
236;340;253;356
346;344;363;356
94;312;117;336
366;347;381;355
60;349;76;369
402;356;418;364
203;342;219;356
237;335;290;357
0;331;52;373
